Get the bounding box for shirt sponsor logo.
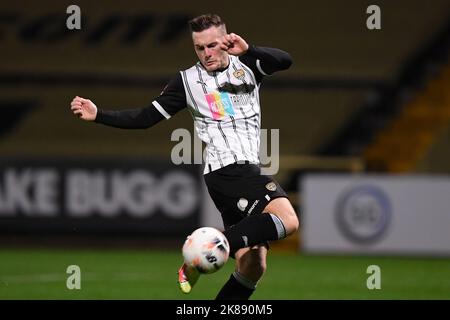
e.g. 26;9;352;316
204;91;253;119
205;91;235;120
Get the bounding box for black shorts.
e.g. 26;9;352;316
204;162;288;229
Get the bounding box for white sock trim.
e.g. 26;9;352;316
269;213;287;239
232;271;257;290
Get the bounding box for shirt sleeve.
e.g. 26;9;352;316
238;45;293;82
94;74;186;129
152;73;187;118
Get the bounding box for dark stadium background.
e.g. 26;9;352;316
0;0;449;300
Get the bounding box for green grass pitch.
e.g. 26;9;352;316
1;248;449;299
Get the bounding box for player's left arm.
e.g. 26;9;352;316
220;33;292;81
243;45;292;75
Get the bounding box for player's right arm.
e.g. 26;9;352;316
70;96;98;121
70;74;186;129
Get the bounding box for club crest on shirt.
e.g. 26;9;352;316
233;69;245;80
265;182;277;192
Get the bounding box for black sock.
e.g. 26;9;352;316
215;273;255;300
223;213;286;256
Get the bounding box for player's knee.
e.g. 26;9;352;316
265;198;299;236
273;210;299;236
284;213;299;235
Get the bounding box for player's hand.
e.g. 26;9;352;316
70;96;97;121
219;33;249;56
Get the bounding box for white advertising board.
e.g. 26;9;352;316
301;175;450;255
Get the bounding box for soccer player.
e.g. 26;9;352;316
70;13;299;300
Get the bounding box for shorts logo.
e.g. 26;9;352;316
265;182;277;192
247;200;259;215
237;198;248;211
233;69;245;80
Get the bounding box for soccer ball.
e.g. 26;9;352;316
182;227;230;274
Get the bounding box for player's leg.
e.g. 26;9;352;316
263;197;299;235
222;197;299;257
178;262;200;294
215;197;298;300
216;245;267;300
236;245;267;282
178;163;298;295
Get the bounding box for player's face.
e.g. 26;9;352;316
192;26;229;72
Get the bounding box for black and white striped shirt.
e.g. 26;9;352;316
95;45;292;174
